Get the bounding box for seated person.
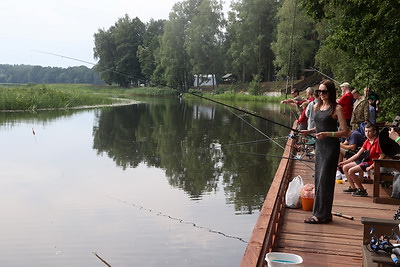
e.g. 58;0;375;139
339;129;365;163
339;123;385;197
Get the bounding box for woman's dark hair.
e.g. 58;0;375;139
316;80;337;115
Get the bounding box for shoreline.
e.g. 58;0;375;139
0;98;141;113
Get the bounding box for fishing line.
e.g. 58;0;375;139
107;195;248;244
185;90;301;134
225;108;286;150
32;49;316;139
223;136;289;147
31;49;147;83
226;108;315;171
224;149;315;163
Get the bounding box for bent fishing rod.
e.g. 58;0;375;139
32;50;311;137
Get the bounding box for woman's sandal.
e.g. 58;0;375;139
304;216;332;224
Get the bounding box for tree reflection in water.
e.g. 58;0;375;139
92;98;292;214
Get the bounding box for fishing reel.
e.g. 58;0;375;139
369;228;400;264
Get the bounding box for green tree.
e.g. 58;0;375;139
271;0;317;80
93;28;118;85
137;19;166;85
155;0;204;90
300;0;400;121
248;74;262;95
185;0;225;89
155;14;189;89
225;0;278;82
94;14;145;87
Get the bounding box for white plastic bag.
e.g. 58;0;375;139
285;175;304;208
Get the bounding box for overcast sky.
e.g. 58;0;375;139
0;0;229;68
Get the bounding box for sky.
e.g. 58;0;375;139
0;0;230;68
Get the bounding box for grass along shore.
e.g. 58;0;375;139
0;83;285;111
0;84;114;111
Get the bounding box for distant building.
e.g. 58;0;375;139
222;73;235;84
194;74;216;87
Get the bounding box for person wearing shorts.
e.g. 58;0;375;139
338;123;384;197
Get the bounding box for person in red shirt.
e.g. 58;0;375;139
297;101;309;130
339;123;384;196
338;82;354;127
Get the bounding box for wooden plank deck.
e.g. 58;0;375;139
241;129;398;266
275;158;397;266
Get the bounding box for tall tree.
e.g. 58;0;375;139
225;0;278;82
155;0;204;90
300;0;400;121
94;14;145;87
185;0;225;88
137;19;166;85
93;28;116;85
271;0;317;80
155;14;188;89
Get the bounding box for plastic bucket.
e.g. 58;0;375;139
265;252;303;266
301;197;314;211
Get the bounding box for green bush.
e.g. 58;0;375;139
248;75;262;96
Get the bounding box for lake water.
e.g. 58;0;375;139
0;98;293;266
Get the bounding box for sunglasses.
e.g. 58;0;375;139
316;90;329;95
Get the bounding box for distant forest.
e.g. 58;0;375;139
0;64;104;84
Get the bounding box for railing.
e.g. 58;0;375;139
240;124;297;267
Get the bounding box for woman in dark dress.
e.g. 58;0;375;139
301;80;350;224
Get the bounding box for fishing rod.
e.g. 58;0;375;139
184;90;300;134
223;136;289;147
226;108;315;171
309;66;341;85
284;0;298;103
32;50;313;137
224;149;315;163
226;108;287;150
32;49;147;83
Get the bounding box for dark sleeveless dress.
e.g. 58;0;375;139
313;107;340;220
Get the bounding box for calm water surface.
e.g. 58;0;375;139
0;98;292;266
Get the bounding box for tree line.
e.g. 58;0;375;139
0;64;104;85
93;0;400;121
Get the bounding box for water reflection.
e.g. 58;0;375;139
92;99;291;212
0;99;293;266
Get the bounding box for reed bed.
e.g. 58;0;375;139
186;89;285;102
0;83;284;111
0;85;113;111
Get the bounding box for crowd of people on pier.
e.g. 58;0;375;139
281;80;399;224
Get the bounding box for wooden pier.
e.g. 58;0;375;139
241;130;398;266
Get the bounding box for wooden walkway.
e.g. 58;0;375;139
241;131;398;266
275;159;396;266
